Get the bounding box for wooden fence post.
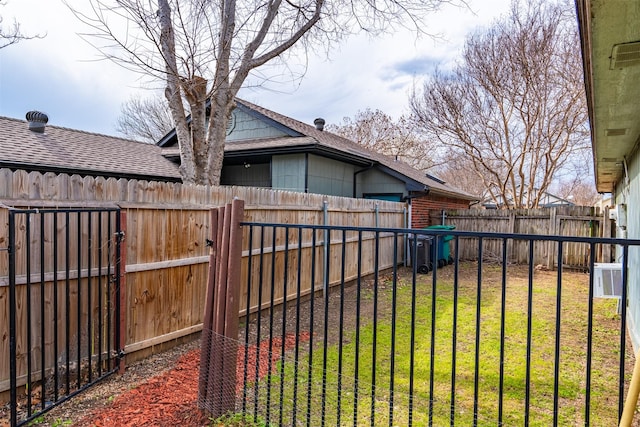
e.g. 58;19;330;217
198;199;245;418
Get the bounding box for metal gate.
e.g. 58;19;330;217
233;223;639;426
7;208;123;427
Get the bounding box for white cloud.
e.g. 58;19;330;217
0;0;512;136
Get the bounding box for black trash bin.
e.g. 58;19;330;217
408;234;434;274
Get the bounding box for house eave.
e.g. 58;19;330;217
0;161;182;183
576;0;640;193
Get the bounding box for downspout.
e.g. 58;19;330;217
403;204;409;267
353;163;375;198
304;153;309;193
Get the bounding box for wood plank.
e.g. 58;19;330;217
124;256;209;273
0;268;115;287
1;168;409;392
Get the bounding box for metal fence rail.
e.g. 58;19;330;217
7;208;122;427
234;223;640;427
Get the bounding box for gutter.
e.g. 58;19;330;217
353;162;375;198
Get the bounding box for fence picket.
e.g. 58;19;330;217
0;168;401;401
432;206;612;269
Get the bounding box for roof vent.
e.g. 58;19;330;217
610;41;640;69
26;111;49;133
606;128;627;137
314;118;325;131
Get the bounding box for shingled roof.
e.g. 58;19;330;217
233;99;477;201
159;98;477;201
0;115;181;181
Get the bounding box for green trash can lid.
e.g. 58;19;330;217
424;224;456;230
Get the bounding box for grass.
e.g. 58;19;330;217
240;262;627;426
211;413;271;426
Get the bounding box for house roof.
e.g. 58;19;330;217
160;98;478;201
481;187;576;209
235;99;478;200
0;115;182;181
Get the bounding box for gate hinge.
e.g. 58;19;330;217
115;231;126;242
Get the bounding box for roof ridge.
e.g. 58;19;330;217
0;115;150;145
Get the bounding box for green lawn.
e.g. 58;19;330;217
241;262;627;426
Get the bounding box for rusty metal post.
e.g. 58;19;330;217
220;199;245;414
199;199;245;418
198;208;219;404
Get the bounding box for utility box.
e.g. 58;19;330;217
593;263;623;298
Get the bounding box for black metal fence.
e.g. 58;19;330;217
233;223;639;426
7;208;123;427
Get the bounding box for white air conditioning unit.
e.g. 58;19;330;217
593;263;623;298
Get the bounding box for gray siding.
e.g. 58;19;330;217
308;154;355;198
356;167;406;198
227;109;289;141
221;163;271;187
617;150;640;351
272;154;305;192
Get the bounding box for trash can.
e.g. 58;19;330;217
425;224;456;267
408;234;434;274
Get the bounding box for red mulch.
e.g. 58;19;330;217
79;333;310;427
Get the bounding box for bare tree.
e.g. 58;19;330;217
410;0;590;209
116;95;174;143
553;178;601;207
429;153;486;198
326;109;438;171
0;1;44;49
67;0;461;185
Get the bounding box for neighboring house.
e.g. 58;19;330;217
158;98;478;227
577;1;640;350
0;113;181;182
480;187;576;209
0;101;476;228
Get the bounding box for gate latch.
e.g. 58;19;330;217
115;231;126;242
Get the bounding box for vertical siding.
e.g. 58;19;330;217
307;154;356;197
272;154;306;192
619;150;640;351
221;163;271;187
356;167;406;198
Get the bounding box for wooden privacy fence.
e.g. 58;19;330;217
431;206;614;269
0;169;406;399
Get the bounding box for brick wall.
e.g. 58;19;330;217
411;194;470;228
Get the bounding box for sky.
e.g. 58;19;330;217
0;0;512;138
